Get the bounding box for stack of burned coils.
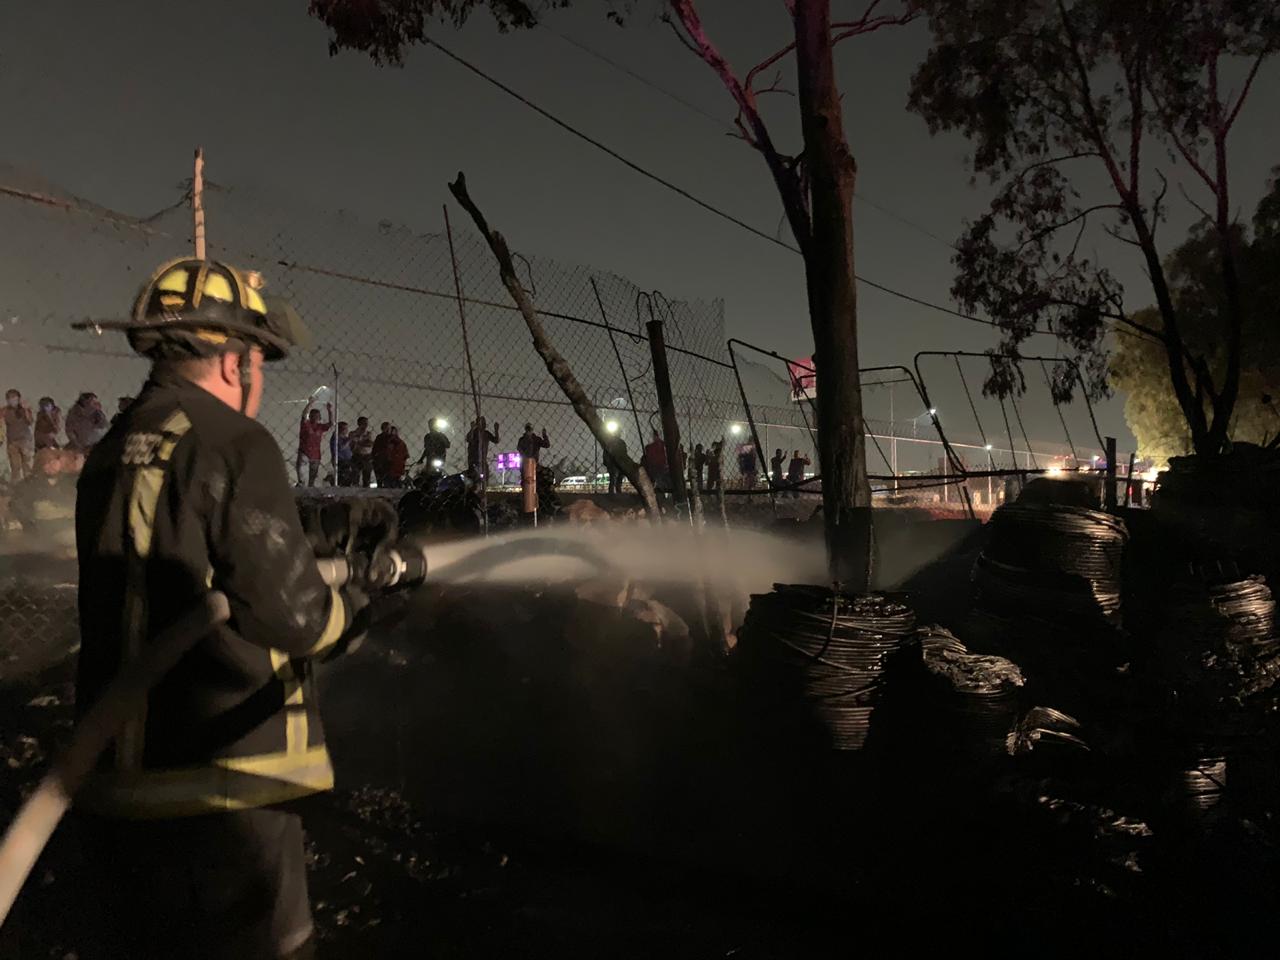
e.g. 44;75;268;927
1151;570;1280;810
736;585;917;750
969;501;1130;715
919;625;1026;761
973;503;1128;627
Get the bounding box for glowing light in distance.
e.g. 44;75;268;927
605;420;619;435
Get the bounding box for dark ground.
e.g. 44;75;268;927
3;506;1280;958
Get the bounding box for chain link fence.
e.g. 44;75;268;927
0;169;822;498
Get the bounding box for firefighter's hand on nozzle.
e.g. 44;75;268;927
324;583;371;661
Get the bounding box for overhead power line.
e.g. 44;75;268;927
421;34;1046;336
547;29;959;252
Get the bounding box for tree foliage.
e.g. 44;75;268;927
308;0;574;62
910;0;1280;456
1111;170;1280;463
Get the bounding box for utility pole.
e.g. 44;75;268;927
646;319;687;508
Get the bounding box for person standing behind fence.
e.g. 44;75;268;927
66;392;109;452
3;388;34;482
350;415;375;486
296;401;332;487
35;397;63;450
707;440;723;493
517;423;550;464
371;420;392;487
787;450;811;499
466;416;499;485
384;426;410;487
332;421;354;485
603;435;628;494
417;418;451;471
770;448;785;488
737;442;758;490
643;429;669;493
691;443;706;491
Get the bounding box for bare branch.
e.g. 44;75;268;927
745;41;798;92
1014;203;1124;254
666;0;810;248
1148;84;1218;195
1008;151;1104;189
1102;222;1143;248
660;11;700;57
832;13;917;45
756;69;795;98
831;0;886;32
447;172;661;518
1177;181;1214;223
1225;49;1267;133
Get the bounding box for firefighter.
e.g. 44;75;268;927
71;257;371;960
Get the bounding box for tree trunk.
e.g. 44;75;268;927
794;0;872;585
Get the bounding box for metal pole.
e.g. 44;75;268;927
1105;436;1118;511
192;147;206;260
591;278;645;446
646;319;687;509
890;383;898;493
443;204;487;535
725;341;776;514
1124;451;1136;508
331;363;339;487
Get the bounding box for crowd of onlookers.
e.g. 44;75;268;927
600;429;814;498
3;385;814;501
293;398;558;490
3;388;130;483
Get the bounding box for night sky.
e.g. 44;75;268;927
3;0;1278;451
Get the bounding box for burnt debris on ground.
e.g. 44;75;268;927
4;472;1280;957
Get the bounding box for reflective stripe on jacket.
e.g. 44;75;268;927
75;370;353;819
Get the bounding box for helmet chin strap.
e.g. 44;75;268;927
237;347;253;415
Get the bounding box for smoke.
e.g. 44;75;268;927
422;525;828;598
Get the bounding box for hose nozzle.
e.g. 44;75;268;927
315;539;429;593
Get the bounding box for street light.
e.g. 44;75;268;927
605;420;619;435
985;444;994;505
912;408;937;438
729;423;744;436
437;418;449;430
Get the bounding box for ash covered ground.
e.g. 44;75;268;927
4;509;1280;958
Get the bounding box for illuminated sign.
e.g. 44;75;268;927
787;356;816;401
494;451;522;471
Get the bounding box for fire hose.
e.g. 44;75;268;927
0;541;429;927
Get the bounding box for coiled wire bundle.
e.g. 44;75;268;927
737;585;917;750
1157;573;1280;742
920;625;1026;760
973;503;1128;625
1174;756;1228;812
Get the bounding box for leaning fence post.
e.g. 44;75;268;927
646;319;688;510
443;204;488;536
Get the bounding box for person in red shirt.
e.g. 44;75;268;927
296;401;332;487
642;429;669;492
383;425;410;487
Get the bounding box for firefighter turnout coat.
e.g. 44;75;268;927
74;369;356;819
